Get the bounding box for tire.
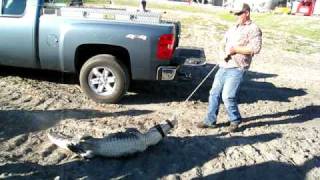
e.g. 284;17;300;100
79;54;129;103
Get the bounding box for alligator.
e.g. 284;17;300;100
47;118;177;158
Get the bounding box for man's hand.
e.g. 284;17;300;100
223;46;236;62
228;46;237;56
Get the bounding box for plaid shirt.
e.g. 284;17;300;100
220;20;262;69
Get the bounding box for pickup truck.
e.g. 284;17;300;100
0;0;186;103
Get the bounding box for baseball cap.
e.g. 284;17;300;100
232;3;251;15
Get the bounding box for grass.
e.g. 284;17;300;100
214;11;320;41
206;11;320;53
215;11;236;22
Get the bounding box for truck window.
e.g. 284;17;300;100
2;0;26;15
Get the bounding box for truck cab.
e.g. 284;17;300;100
0;0;40;68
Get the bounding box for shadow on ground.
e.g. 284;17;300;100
0;65;77;84
240;105;320;130
0;133;282;179
0;109;152;142
198;156;320;180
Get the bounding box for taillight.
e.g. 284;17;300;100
157;34;175;60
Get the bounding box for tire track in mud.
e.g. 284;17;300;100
0;72;88;165
1;130;72;165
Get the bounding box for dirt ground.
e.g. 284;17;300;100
1;9;320;180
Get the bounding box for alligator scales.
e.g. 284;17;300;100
48;119;177;158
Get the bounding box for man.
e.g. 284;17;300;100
197;3;262;132
141;0;147;12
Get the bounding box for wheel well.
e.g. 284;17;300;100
75;44;131;77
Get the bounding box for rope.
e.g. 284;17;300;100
169;64;219;121
184;64;219;103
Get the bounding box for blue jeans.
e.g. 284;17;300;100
204;67;245;125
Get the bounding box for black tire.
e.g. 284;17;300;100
79;54;129;103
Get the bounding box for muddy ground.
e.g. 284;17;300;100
1;8;320;180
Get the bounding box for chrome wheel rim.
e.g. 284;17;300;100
88;66;116;96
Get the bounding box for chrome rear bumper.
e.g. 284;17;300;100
156;66;177;80
157;47;207;81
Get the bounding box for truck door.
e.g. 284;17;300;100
0;0;39;68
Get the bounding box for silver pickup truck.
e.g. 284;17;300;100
0;0;186;103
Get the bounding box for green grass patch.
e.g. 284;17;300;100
253;13;320;42
184;10;320;42
112;0;139;6
215;11;236;22
283;36;319;54
285;25;319;42
213;12;320;52
215;23;228;32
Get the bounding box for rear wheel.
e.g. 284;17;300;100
79;54;129;103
